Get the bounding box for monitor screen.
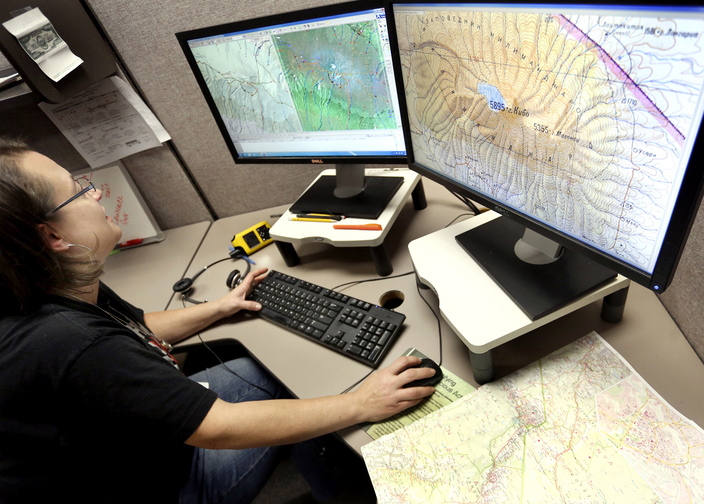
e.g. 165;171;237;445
389;1;704;312
177;1;409;218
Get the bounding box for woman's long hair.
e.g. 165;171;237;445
0;137;102;315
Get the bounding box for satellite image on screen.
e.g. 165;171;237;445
190;19;397;136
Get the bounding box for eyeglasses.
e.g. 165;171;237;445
49;176;96;215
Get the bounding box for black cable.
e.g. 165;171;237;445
338;283;444;394
448;189;482;215
179;296;276;399
332;267;445;392
328;207;479;392
340;369;374;395
178;218;459;396
444;212;474;228
414;281;444;367
331;271;414;393
331;270;415;292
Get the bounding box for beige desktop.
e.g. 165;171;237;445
103;179;704;458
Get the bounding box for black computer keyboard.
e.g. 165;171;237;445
248;270;405;367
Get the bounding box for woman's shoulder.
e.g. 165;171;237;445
0;297;139;365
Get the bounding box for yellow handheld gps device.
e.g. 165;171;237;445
231;221;273;255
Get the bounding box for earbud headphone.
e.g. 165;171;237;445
173;248;251;304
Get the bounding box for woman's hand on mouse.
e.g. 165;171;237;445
187;356;439;449
351;355;438;423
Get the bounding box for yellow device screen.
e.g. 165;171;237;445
231;221;273;255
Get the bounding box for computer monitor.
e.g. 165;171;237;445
176;1;408;219
388;1;704;318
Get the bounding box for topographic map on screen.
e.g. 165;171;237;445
395;6;704;274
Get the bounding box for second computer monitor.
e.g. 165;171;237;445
177;1;408;218
389;1;704;315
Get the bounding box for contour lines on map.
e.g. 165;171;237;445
396;9;704;271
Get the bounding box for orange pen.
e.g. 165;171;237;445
333;223;382;231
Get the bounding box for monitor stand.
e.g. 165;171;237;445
271;167;426;276
455;216;617;320
288;164;404;219
408;211;630;384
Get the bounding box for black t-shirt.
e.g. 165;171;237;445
0;283;218;503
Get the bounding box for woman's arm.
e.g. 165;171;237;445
143;268;268;344
185;356;438;450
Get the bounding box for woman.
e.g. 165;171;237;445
0;137;437;503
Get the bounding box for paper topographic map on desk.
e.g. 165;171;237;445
361;332;704;504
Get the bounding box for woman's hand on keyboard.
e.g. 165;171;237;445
143;268;270;344
352;356;437;422
215;267;269;316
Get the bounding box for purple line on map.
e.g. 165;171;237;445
557;15;685;147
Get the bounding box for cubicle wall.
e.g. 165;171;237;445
1;0;348;227
660;208;704;359
0;81;213;230
84;0;341;224
2;1;702;360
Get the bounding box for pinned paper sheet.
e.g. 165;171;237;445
39;76;171;168
2;8;82;82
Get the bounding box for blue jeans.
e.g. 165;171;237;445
179;357;339;504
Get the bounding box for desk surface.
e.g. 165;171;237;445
161;180;704;454
103;221;210;313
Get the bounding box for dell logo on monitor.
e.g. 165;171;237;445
311;159;324;164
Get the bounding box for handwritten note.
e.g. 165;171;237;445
78;163;163;247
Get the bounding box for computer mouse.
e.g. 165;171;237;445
403;358;443;388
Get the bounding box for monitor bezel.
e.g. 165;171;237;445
176;0;408;167
386;0;704;292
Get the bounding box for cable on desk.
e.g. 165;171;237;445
445;212;475;228
340;370;374;395
339;283;444;395
414;281;444;367
174;265;445;397
332;271;414;394
179;297;276;399
331;270;415;292
337;270;445;367
336;210;478;393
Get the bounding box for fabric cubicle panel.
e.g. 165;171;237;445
0;0;116;103
84;0;331;220
0;4;212;230
660;200;704;362
0;85;211;229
